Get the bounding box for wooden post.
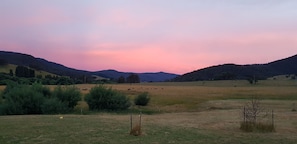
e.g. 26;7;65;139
130;114;133;132
139;112;142;134
243;106;246;123
271;110;274;127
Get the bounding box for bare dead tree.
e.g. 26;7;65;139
241;96;275;132
244;97;263;124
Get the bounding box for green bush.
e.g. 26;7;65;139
0;88;2;100
31;82;51;98
134;92;150;106
52;86;81;110
41;98;68;114
0;83;81;115
108;92;131;110
2;81;19;97
1;85;45;115
85;85;131;111
0;103;10;115
0;91;3;109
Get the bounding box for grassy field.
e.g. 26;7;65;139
0;109;297;144
84;80;297;112
1;80;297;143
0;64;16;73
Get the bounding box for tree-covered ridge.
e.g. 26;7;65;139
173;54;297;82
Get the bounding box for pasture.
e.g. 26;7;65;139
1;80;297;143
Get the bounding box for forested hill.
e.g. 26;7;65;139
173;54;297;82
0;51;92;79
0;51;178;82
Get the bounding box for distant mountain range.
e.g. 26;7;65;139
0;51;178;82
2;51;297;82
173;54;297;82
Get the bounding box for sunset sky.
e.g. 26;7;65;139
1;0;297;74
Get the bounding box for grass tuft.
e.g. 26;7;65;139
240;122;275;133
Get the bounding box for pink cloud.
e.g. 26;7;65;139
79;41;224;74
61;28;297;74
2;26;297;75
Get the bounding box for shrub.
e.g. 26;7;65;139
134;92;150;106
0;83;82;115
240;122;275;132
240;97;275;132
52;86;81;110
85;85;131;111
2;81;19;97
0;86;4;112
0;103;9;115
31;82;51;97
108;92;131;110
41;98;68;114
1;85;45;115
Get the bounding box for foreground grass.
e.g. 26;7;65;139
0;111;297;144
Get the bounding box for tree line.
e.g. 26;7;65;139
1;66;142;85
117;73;140;83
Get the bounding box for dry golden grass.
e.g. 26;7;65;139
0;64;16;73
45;80;297;112
2;80;297;113
0;85;5;91
104;80;297;112
130;125;141;136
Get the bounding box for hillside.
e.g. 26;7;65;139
0;64;56;78
0;51;178;82
0;51;93;80
173;54;297;82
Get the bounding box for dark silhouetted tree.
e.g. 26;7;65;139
29;69;35;77
117;76;126;83
15;66;35;78
247;75;258;84
126;73;140;83
9;69;13;76
55;76;74;85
